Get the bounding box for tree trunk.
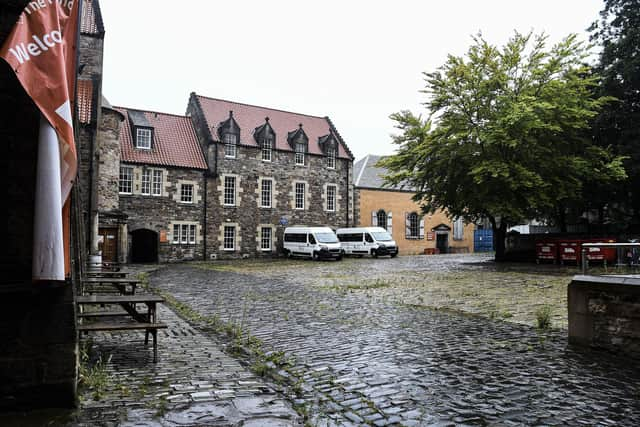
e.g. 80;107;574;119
490;217;508;262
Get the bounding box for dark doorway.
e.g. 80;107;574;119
131;229;158;263
98;227;118;263
436;233;449;254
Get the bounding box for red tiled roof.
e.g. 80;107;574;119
195;95;353;159
81;0;104;35
116;107;207;170
76;79;93;125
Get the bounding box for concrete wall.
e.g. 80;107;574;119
569;275;640;357
355;188;474;255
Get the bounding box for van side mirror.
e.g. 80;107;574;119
365;234;374;243
309;235;316;244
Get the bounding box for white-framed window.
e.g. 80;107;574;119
261;227;272;251
406;212;421;239
141;169;151;195
295;142;305;165
223;225;235;250
327;145;336;169
295;182;305;210
377;210;387;230
453;217;464;240
119;166;133;194
224;176;236;206
326;185;336;212
224;133;237;158
136;128;152;149
172;224;196;244
152;170;162;196
372;210;393;235
181;183;194;203
262;137;272;162
261;179;272;208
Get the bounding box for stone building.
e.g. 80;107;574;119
353;155;475;255
187;93;355;259
114;107;208;263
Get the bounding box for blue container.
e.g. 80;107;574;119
474;229;493;252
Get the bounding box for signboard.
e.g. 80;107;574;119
159;230;168;243
426;232;435;241
279;216;289;226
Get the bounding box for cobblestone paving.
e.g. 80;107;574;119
73;297;300;426
151;256;640;426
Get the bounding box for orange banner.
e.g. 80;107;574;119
1;0;80;280
1;0;79;202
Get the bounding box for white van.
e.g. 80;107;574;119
336;227;398;258
283;227;343;260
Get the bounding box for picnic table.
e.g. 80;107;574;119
86;270;129;279
81;277;140;295
77;294;167;362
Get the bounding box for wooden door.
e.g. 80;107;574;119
98;228;118;263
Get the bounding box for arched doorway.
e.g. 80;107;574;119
130;229;158;263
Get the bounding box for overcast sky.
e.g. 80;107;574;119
99;0;604;161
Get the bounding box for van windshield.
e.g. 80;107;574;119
315;233;339;243
372;231;393;241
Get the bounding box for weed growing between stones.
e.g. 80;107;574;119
536;305;553;330
78;339;112;401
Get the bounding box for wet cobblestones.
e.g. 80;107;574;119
73;303;299;426
151;256;640;426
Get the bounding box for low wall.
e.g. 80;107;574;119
568;275;640;357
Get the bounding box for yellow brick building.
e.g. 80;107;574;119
354;155;475;255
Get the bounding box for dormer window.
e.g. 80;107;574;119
295;141;306;165
318;132;338;169
263;136;273;161
218;111;241;160
128;110;154;150
224;133;237;158
136;128;152;149
326;145;336;169
254;117;275;162
288;124;308;166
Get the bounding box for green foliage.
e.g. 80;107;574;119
590;0;640;226
381;32;626;259
536;305;553;330
78;340;112;401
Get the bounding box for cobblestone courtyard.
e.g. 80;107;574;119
145;255;640;426
12;254;638;426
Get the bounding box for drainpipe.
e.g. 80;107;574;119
345;159;350;227
203;170;207;261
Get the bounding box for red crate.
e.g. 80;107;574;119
583;238;617;263
535;240;557;263
559;240;581;264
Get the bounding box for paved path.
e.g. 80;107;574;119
74;302;299;426
152;256;640;426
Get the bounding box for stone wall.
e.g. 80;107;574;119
204;143;353;259
119;166;206;262
95;108;123;212
0;5;77;407
356;188;475;255
568;275;640;358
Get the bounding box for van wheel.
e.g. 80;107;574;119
284;249;291;258
312;251;319;261
372;249;378;258
336;255;343;261
391;252;397;258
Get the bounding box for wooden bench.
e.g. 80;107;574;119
77;294;165;362
81;278;140;295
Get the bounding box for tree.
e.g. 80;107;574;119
380;32;626;261
590;0;640;229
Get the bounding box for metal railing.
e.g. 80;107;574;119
580;242;640;274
